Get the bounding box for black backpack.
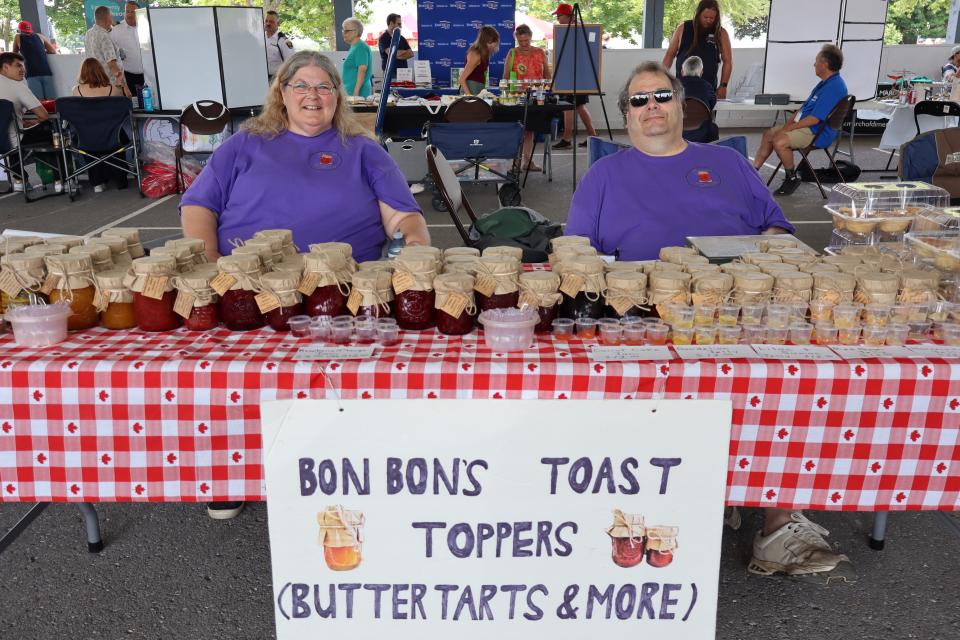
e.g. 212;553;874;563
797;158;861;184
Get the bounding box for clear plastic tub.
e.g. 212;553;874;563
478;308;538;351
904;230;960;271
5;302;71;347
825;182;949;243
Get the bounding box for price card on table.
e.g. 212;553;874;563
293;345;377;361
588;345;674;361
673;344;758;360
750;344;841;361
830;345;915;359
905;344;960;359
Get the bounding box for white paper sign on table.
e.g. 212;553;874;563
829;345;915;359
261;399;732;640
588;345;675;361
396;68;413;82
905;344;960;359
414;60;432;84
673;344;758;360
750;344;841;361
293;345;376;361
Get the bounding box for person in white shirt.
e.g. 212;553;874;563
111;1;145;93
265;10;294;80
0;52;50;188
85;5;128;94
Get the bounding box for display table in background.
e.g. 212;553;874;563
352;101;574;135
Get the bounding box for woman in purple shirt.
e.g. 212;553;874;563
180;51;429;263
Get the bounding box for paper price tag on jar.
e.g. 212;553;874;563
392;271;415;295
473;274;496;298
298;272;321;296
142;276;169;301
173;290;196;319
438;292;468;319
346;289;362;315
210;273;237;296
0;268;23;298
559;273;585;298
256;292;282;314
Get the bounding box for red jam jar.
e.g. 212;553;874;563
557;255;607;320
606;510;647;568
305;284;347;317
174;266;220;331
393;254;437;330
127;255;182;331
260;271;305;332
519;272;561;333
475;255;520;312
185;304;219;331
302;252;351;317
351;271;394;319
644;526;678;569
216;254;265;331
611;536;647;568
434;272;476;335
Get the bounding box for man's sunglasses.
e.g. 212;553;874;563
628;89;674;107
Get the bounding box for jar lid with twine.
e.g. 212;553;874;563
95;268;134;305
740;252;782;265
475;255;521;296
605;261;649;273
691;271;733;306
434;272;477;316
684;262;721;275
675;254;709;267
124;255;178;295
773;271;813;302
302;251;351;295
443;247;481;258
559;255;605;299
87;236;132;265
550;235;592;252
215;253;263;292
350;270;393;315
44;253;97;293
855;271;899;304
549;243;596;266
254;229;298;255
174;268;219;307
358;260;395;273
245;237;284;266
0;252;46;295
231;244;273;271
720;261;760;274
399;245;443;273
800;261;840;273
102;228;145;258
658;246;698;263
647;270;692;308
898;269;940;304
24;244;68;258
812;271;856;305
260;270;303;308
482;245;523;261
731;271;774;303
151;245;196;273
44;236;85;250
69;244;114;272
759;262;799;275
518;271;561;309
310;241;354;261
442;255;480;275
392;255;436;294
166;237;208;264
603;271;648;315
606;509;645;541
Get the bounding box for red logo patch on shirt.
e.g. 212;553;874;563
686;167;721;187
310;150;341;170
698;170;712;183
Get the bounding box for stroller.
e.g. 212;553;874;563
424;118;525;211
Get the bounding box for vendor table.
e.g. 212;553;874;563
351;101;573;135
1;325;957;514
855;99;959;151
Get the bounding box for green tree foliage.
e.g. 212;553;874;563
883;0;950;45
1;0;21;51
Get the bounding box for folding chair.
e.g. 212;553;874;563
10;114;63;203
0;100;17;194
443;96;493;123
766;94;856;198
175;100;231;193
425;144;480;245
914;100;960;136
56;96;142;200
682;97;711;131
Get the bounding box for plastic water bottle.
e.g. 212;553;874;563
142;85;154;112
386;232;405;259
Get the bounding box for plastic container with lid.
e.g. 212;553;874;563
825;182;950;243
301;251;352;318
392;255;436;330
474;255;521;312
87;235;132;266
518;271;561;331
174;266;220;331
126;255;182;332
101;227;146;258
6;302;72;347
259;270;305;331
215;253;265;331
45;253;100;331
69;243;114;272
350;270;394;318
96;269;136;329
433;272;476;335
477;307;538;351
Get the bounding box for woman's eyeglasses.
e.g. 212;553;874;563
629;89;674;107
286;82;335;96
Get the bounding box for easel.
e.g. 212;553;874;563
549;3;613;184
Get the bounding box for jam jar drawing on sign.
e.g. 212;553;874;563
317;505;365;571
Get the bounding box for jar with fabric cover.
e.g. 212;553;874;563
357;260;395;273
730;271;774;305
854;271;899;306
301;250;352;317
166;237;208;265
658;246;699;264
245;237;285;267
758;262;799;276
603;271;648;319
434;272;476;335
812;271;856;305
772;272;813;304
255;229;298;257
898;270;940;305
549;243;596;268
740;252;782;266
215;253;266;331
474;255;521;312
259;270;305;331
231;243;274;272
96;269;136;329
645;526;679;568
719;262;760;274
174;265;220;331
443;247;481;258
69;243;114;272
399;245;443;274
800;261;839;274
442;255;480;275
45;236;86;250
518;271;561;331
392;255;436;330
309;242;357;273
150;245;195;273
125;255;182;332
0;253;46;311
45;253;100;331
24;244;68;258
482;246;523;261
550;236;592;252
350;271;394;318
87;235;132;266
606;509;646;568
559;255;607;320
647;270;692;318
690;272;733;307
102;228;146;258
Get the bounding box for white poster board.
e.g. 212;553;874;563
262;399;732;639
215;7;269;108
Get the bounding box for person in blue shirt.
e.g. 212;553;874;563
752;44;848;196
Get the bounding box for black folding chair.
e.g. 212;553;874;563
56;96;142;200
682;97;718;143
767;94;856;198
914;100;960;136
0;99;17;194
176;100;231;193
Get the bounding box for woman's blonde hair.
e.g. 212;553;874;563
469;26;500;62
243;51;373;141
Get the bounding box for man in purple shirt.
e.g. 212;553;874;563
566;62;794;261
566;62;853;582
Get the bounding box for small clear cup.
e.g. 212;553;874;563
287;315;312;338
907;320;932;341
765;304;790;330
943;323;960;346
890;304;911;324
671;326;695;345
718;325;741;345
813;322;838;345
862;325;887;347
838;324;862;345
809;301;835;323
576;318;599;339
670;305;694;330
645;323;669;345
864;303;891;327
908;303;931;323
789;322;813;345
552;318;575;341
886;323;909;346
765;324;788;345
717;304;740;326
331;321;354;345
376;317;400;346
789;302;809;323
695;325;717;345
741;303;765;326
832;304;862;329
693;304;717;327
622;324;646;346
742;324;766;343
599;319;622;346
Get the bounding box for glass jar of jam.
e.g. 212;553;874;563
96;269;136;329
245;236;285;267
399;245;444;274
150;244;196;273
475;255;521;312
0;253;46;313
166;237;208;265
102;227;145;258
302;251;352;317
482;245;523;261
351;271;393;319
648;270;693;319
559;255;607;320
393;255;436;330
69;243;114;272
44;253;99;331
260;271;305;331
442;255;480;275
173;266;220;331
309;242;356;274
128;255;182;332
256;229;298;258
689;271;734;310
86;235;132;267
45;236;86;251
216;254;266;331
606;509;646;568
317;505;365;572
232;243;274;272
434;272;476;335
519;271;562;332
645;526;679;568
603;271;649;319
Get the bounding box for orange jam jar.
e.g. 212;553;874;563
317;505;365;571
96;269;137;329
45;253;99;331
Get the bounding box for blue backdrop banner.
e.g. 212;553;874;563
417;0;516;89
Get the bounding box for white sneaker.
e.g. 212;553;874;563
748;512;851;576
94;184;105;193
12;180;24;192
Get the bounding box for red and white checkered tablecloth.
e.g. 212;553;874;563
0;325;958;511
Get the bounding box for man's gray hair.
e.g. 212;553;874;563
342;17;364;35
681;56;703;78
617;61;685;120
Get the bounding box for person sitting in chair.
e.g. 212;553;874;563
752;43;848;197
0;51;50;190
679;55;715;109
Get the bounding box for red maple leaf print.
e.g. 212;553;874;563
765;489;777;500
266;362;277;370
910;430;921;442
67;422;78;434
787;365;798;376
101;454;112;465
659;365;669;376
950;399;959;411
135;484;145;495
936;462;947;474
721;364;732;375
921;365;932;378
895;492;906;503
199;483;210;494
131;422;143;434
36;453;46;464
1;422;11;433
804;460;815;471
527;363;538;372
361;391;372;399
1;361;11;368
816;397;828;409
232;451;243;463
854;365;865;377
738;457;750;469
134;361;144;370
557;393;567;399
749;396;761;407
5;484;14;494
395;363;406;371
871;461;881;473
166;453;177;464
67;361;78;369
328;363;340;370
492;392;503;399
98;390;109;402
197;423;208;434
164;390;175;402
296;391;307;399
70;484;80;495
830;492;842;503
427;392;438;399
230;391;241;403
461;363;472;371
593;364;604;373
32;390;43;401
882;398;894;410
777;428;789;439
200;361;210;369
843;429;855;441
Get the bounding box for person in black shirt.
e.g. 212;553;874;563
662;0;732;99
679;56;715;109
378;13;413;75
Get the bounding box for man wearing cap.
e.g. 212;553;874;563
11;20;57;99
110;1;145;94
551;3;598;149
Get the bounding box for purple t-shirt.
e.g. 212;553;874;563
566;143;795;260
179;128;422;262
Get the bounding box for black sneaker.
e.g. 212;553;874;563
552;139;572;149
578;140;588;148
207;501;245;520
774;175;802;196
